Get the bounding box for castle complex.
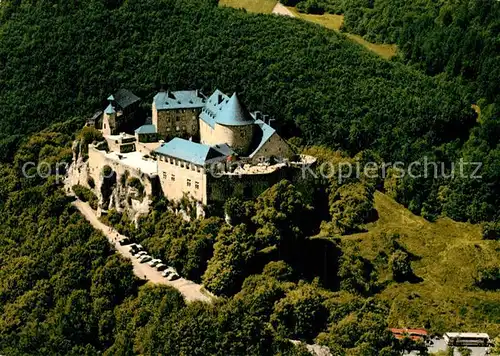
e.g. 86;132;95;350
86;88;312;213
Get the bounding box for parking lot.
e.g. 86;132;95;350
73;200;214;303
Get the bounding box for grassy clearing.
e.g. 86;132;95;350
286;8;397;59
345;192;500;336
218;1;397;58
218;0;278;14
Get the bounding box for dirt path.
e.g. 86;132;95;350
72;199;214;303
272;2;295;17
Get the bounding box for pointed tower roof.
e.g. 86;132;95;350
215;92;255;126
105;103;116;115
107;94;115;101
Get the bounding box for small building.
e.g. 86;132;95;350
390;328;428;341
135;124;158;143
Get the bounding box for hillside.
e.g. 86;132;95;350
344;191;500;335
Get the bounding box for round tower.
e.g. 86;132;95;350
214;93;255;155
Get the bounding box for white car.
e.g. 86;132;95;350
162;267;179;281
156;263;167;271
147;259;162;267
138;255;152;263
134;251;148;258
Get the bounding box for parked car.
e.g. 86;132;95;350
134;251;148;258
147;259;162;267
169;273;180;281
128;243;142;253
156;263;167;271
138;255;152;263
119;238;130;245
161;268;175;278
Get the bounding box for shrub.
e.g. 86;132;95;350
482;221;500;240
474;266;500;290
87;177;95;189
102;165;113;179
389;250;413;282
127;177;144;196
72;184;98;210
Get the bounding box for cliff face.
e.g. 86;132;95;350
65;139;152;225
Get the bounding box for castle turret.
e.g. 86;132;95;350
102;95;116;135
213;93;255;155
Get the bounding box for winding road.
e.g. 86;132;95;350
72;200;214;303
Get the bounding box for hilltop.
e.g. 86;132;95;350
345;191;500;335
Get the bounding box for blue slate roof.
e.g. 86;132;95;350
155;138;226;166
154;90;205;110
200;90;255;128
105;104;116;115
249;119;276;157
135;124;157;134
215;93;255;126
199;90;228;128
212;143;236;157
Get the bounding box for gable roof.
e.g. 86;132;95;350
114;89;140;109
249;119;276;157
154;90;205;110
135;124;157;134
154;138;226;166
215;93;255;126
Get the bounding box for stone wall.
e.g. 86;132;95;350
152;103;201;139
157;155;207;204
250;132;293;163
201;122;255;155
87;145;158;221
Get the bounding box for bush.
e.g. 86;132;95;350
482;221;500;240
474;266;500;290
127;177;144;196
389;250;413;282
72;184;98;209
296;0;325;14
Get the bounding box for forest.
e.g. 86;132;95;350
2;0;500;223
1;0;500;354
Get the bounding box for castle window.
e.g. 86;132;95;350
195;181;199;190
171;174;175;181
104;123;106;129
187;179;192;187
176;126;180;131
163;172;167;179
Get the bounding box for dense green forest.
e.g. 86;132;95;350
3;0;500;223
1;0;500;353
0;124;422;355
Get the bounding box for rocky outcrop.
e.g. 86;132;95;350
65;139;152;226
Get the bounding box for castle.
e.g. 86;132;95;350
85;88;312;213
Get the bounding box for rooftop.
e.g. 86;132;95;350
215;92;255;126
103;150;157;176
444;332;490;338
135;124;157;134
113;89;140;109
105;103;116;115
155;137;226;166
249;119;276;157
154;90;205;110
